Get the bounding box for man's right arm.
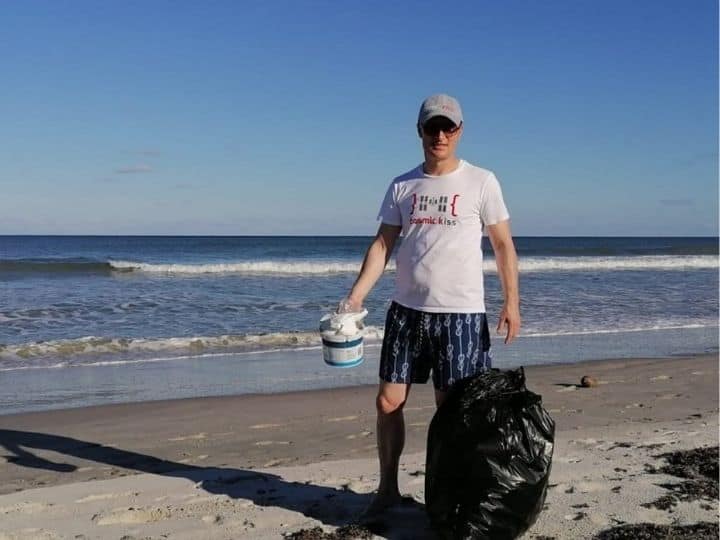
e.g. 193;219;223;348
345;223;402;311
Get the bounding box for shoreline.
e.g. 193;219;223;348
0;351;715;415
2;326;717;415
0;351;715;418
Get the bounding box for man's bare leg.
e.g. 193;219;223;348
361;381;411;518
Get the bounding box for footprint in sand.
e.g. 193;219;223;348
262;458;295;467
75;491;136;503
92;506;173;525
168;433;207;442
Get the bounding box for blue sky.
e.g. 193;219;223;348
1;0;717;236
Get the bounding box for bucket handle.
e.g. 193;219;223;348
320;309;368;329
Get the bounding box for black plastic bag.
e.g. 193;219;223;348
425;367;555;540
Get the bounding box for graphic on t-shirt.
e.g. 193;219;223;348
377;162;510;312
450;194;459;216
410;193;460;225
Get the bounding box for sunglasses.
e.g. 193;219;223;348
422;119;462;137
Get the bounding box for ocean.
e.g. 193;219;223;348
1;235;717;414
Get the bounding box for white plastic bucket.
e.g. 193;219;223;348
319;309;367;368
321;330;364;368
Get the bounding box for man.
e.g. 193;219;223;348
343;94;520;518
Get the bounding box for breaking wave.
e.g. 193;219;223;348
0;327;385;368
1;322;717;371
109;256;718;274
1;255;716;277
107;260;386;274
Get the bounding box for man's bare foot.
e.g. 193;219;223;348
358;491;404;522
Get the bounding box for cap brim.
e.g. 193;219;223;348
419;112;461;126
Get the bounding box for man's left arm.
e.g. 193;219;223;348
486;220;520;344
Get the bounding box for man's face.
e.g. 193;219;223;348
420;116;463;161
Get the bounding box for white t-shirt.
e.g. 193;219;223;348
377;160;509;313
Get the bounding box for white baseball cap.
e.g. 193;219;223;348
417;94;463;126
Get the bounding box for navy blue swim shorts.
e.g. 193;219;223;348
379;301;492;391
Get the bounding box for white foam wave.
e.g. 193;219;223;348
1;322;717;371
518;255;718;272
109;260;395;275
0;327;386;362
521;323;715;338
108;255;717;275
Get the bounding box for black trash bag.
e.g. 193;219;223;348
425;367;555;540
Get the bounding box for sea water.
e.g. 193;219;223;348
0;236;717;413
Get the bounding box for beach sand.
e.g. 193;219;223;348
0;354;717;539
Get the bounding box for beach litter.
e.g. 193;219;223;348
426;367;555;539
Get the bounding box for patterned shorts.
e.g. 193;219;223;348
379;301;492;391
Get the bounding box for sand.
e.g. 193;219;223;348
0;354;717;539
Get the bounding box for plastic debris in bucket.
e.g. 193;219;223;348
319;309;368;368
